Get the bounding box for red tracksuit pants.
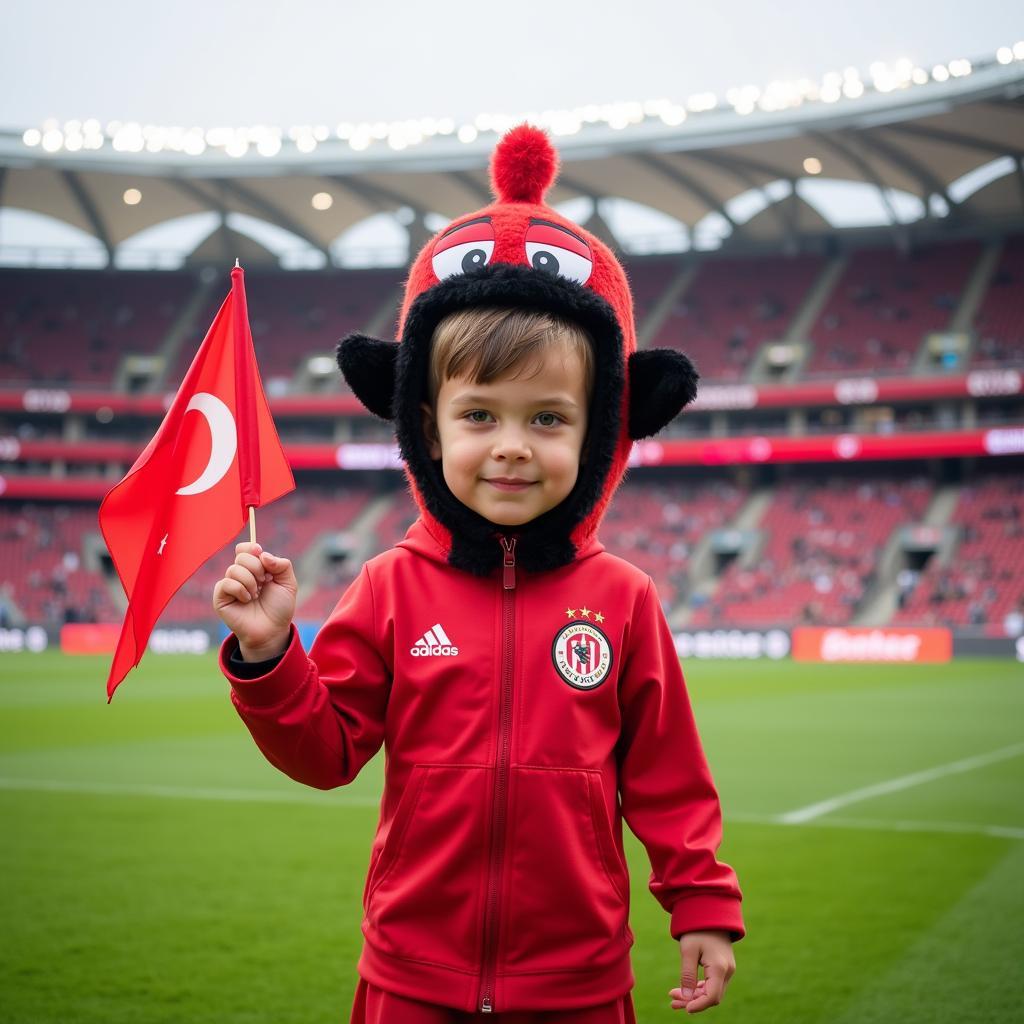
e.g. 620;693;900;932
350;979;637;1023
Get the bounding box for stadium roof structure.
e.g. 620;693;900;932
1;51;1023;266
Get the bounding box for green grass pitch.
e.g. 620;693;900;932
1;652;1022;1023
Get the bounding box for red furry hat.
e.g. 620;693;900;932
338;124;698;577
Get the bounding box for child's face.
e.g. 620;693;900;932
420;343;589;527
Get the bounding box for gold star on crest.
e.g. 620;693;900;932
565;607;576;619
579;606;592;620
594;611;605;623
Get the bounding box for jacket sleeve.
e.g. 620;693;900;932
617;577;745;942
218;565;391;791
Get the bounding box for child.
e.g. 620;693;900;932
214;125;744;1021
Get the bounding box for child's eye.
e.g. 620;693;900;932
535;412;562;427
466;410;492;423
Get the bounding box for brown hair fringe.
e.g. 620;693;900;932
427;307;594;405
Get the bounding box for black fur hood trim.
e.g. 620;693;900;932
388;264;625;577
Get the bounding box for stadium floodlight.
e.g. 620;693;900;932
686;92;718;112
123;188;141;206
311;192;333;211
803;157;822;175
205;126;232;147
15;44;1023;165
659;106;686;126
256;136;282;157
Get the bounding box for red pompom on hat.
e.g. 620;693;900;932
489;123;559;204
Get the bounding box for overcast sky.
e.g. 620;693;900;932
2;0;1021;129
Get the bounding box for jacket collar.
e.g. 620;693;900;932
397;516;606;574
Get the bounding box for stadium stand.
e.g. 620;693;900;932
647;254;823;380
690;476;933;627
892;473;1024;629
972;235;1024;368
601;478;746;608
170;268;403;386
0;502;118;625
0;269;194;386
624;256;684;332
0;238;1021;639
804;241;981;377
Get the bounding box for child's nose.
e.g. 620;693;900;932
491;428;531;460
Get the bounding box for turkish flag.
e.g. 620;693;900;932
99;266;294;699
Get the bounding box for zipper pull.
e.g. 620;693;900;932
500;536;516;590
481;997;494;1013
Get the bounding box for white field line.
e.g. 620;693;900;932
0;776;380;807
778;741;1024;825
728;810;1024;841
2;777;1022;841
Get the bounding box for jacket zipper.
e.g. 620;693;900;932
479;535;517;1013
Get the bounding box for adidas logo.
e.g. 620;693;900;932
410;622;459;657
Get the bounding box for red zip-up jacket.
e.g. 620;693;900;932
220;516;744;1015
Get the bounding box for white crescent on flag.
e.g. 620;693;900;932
176;392;238;496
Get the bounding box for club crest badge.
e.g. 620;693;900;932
551;620;613;690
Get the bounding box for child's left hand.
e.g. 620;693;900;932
668;929;735;1013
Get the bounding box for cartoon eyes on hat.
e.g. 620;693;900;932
431;218;496;279
524;221;593;285
430;216;594;285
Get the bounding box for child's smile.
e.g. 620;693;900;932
421;341;589;527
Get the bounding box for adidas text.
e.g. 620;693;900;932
411;644;460;657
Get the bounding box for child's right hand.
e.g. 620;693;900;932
213;542;297;662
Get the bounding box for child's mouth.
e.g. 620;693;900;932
486;479;537;491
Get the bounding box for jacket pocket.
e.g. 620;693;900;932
363;764;490;972
501;767;632;974
364;763;430;909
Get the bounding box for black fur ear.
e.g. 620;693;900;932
627;348;699;439
336;333;399;421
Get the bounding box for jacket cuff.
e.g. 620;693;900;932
670;895;746;943
227;644;285;678
218;624;307;708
